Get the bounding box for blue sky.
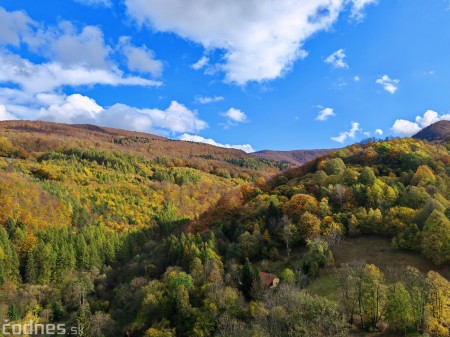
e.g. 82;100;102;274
1;0;450;152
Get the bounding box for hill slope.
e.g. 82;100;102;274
250;148;336;166
413;120;450;141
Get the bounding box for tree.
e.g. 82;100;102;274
7;303;20;321
359;264;386;329
240;258;261;301
297;212;321;241
411;165;436;186
385;282;414;334
237;231;259;259
283;194;319;222
279;215;295;260
422;210;450;265
278;268;295;285
324;158;346;175
426;271;450;336
358;167;376;185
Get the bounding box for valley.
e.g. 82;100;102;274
0;121;448;337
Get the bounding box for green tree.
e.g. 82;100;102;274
422;210;450;265
385;282;414;334
240;258;261;301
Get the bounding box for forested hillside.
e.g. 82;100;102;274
0;122;449;337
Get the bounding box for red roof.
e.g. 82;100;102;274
260;272;278;287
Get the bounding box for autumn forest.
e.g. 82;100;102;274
0;120;448;337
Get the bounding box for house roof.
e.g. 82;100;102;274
260;272;278;287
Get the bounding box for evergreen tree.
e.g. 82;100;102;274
240;258;260;301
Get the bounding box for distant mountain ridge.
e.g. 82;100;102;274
413;120;450;141
250;148;336;166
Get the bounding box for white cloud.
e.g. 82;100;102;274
331;121;361;143
179;134;254;153
375;128;383;135
325;49;348;69
316;107;336;121
376;75;399;94
391;120;422;137
125;0;376;84
353;75;360;81
1;8;162;89
196;96;224;104
23;21;113;70
0;104;17;121
223;108;247;122
74;0;112;7
0;52;160;93
191;56;209;70
0;90;206;135
391;110;450;137
415;109;444;128
0;7;34;46
39;93;104;123
350;0;378;21
140;101;207;133
120;38;163;77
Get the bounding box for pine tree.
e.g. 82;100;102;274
240;258;260;301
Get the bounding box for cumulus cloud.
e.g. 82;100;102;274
375;128;383;135
391;110;450;137
0;89;206;135
353;75;360;81
316;107;335;121
0;7;34;46
191;56;209;70
391;120;422;137
0;52;160;93
120;38;163;77
325;49;348;69
376;75;399;94
74;0;112;7
179;134;254;153
331;121;361;143
196;96;224;104
223;108;247;122
0;105;17;121
125;0;376;84
39;94;104;123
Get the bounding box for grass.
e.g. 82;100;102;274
307;272;339;300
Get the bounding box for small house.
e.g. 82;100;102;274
260;272;280;288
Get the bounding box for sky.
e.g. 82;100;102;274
1;0;450;152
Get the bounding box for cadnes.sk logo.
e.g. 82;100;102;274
1;320;83;335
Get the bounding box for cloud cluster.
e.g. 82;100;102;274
179;134;254;153
391;110;450;136
0;7;162;94
0;52;159;94
125;0;376;84
376;75;399;94
325;49;348;69
331;121;361;143
0;89;207;135
316;107;336;121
